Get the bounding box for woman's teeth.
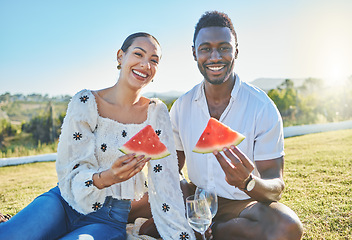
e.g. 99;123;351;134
133;70;147;78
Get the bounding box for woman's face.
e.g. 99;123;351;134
117;36;161;90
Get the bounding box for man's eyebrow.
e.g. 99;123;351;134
198;41;232;47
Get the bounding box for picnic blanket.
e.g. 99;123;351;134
126;218;161;240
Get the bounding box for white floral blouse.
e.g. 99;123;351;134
56;89;195;240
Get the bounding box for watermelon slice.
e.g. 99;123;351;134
193;117;245;154
119;125;170;160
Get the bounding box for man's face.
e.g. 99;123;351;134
193;27;238;85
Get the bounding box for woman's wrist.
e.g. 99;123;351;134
93;170;113;189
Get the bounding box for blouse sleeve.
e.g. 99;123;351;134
56;89;107;215
147;99;195;240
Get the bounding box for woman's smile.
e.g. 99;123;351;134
132;69;149;80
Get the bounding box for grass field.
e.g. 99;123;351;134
1;129;351;239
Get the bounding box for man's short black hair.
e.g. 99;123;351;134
193;11;237;46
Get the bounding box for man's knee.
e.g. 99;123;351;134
269;203;303;240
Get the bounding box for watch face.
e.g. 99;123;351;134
247;179;255;192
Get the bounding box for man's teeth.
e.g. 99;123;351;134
207;66;225;71
133;70;147;78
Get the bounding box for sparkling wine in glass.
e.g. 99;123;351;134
186;195;212;240
195;186;218;218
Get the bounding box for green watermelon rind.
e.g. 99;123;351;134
192;132;245;154
119;146;171;160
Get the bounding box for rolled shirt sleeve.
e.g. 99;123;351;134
254;101;285;161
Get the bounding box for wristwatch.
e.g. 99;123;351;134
245;174;256;192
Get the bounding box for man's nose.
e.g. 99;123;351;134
210;49;221;61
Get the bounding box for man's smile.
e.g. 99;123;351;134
206;65;225;72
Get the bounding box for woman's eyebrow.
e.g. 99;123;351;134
134;47;146;53
134;47;160;58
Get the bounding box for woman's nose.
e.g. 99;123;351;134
140;59;151;69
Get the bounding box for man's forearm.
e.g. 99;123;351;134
244;176;285;202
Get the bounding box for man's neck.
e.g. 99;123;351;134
204;74;236;120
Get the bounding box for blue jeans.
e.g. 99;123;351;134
0;186;131;240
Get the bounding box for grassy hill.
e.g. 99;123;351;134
0;129;351;239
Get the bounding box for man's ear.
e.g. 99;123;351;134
235;48;239;59
192;46;197;61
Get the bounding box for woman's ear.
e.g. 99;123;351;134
117;49;124;64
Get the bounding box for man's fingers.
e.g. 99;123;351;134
230;146;255;171
213;150;234;171
222;147;241;165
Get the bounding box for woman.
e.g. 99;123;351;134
0;32;195;240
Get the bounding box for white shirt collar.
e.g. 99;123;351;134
194;73;242;102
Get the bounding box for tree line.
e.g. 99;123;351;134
267;77;352;126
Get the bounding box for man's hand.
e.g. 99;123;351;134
213;145;255;189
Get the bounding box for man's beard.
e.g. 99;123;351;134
201;59;235;85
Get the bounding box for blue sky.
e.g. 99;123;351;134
1;0;352;96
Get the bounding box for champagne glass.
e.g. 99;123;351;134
194;186;218;218
186;195;212;240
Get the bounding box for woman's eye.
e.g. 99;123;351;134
151;59;159;64
134;52;142;57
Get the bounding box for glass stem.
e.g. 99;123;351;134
202;233;206;240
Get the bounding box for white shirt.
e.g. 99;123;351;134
56;89;195;240
170;75;285;200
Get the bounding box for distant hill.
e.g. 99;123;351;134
250;78;306;92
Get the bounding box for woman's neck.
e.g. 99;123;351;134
103;81;143;107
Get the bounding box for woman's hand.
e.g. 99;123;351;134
93;153;150;189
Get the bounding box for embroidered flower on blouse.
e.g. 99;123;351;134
162;203;170;212
122;130;127;137
144;181;148;188
73;132;82;140
92;202;102;211
80;95;89;103
153;164;162;173
101;143;107;152
180;232;190;240
149;100;156;104
85;180;93;187
72;163;80;170
155;129;161;136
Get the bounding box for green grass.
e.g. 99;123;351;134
282;129;352;239
1;129;352;239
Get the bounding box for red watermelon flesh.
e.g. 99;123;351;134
193;117;245;154
119;125;170;160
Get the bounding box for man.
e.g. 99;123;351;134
169;11;303;240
